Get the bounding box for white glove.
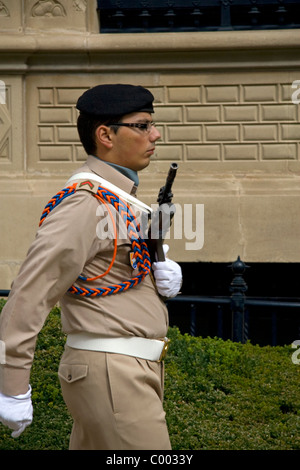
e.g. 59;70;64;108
0;385;33;438
152;245;182;298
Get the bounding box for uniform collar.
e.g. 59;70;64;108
104;161;139;187
82;155;138;195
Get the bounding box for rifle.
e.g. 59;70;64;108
146;162;178;262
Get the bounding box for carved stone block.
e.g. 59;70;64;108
25;0;89;32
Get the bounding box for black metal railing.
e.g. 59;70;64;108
167;256;300;346
0;291;9;297
97;0;300;33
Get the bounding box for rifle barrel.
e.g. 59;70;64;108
163;163;178;200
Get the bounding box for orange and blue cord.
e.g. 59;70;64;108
39;184;151;297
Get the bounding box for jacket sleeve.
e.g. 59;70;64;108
0;190;100;395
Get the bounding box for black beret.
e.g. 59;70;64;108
76;84;154;117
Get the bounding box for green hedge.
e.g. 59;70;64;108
0;302;299;450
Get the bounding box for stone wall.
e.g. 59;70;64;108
0;0;300;288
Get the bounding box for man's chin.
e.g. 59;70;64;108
136;158;151;172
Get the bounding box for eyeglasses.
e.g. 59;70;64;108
110;121;156;133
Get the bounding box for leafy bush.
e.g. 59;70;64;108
165;327;300;450
0;303;299;450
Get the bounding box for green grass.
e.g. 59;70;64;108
0;301;299;450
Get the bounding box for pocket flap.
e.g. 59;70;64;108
58;363;88;383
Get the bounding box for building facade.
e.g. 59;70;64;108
0;0;300;289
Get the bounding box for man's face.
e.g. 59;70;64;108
108;112;161;171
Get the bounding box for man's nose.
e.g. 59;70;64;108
150;125;161;141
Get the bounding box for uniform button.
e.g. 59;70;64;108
68;374;72;381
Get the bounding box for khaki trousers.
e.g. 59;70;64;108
58;345;171;450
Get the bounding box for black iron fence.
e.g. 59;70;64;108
167;256;300;346
97;0;300;33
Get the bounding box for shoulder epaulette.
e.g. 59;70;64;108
73;179;99;194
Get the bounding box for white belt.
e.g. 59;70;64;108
66;333;170;362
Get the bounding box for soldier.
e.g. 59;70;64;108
0;84;182;450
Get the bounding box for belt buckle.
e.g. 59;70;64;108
158;337;170;362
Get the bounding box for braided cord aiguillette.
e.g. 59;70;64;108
39;183;151;297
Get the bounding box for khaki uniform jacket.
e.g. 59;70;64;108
0;155;168;396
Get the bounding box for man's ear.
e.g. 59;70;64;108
95;125;113;149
